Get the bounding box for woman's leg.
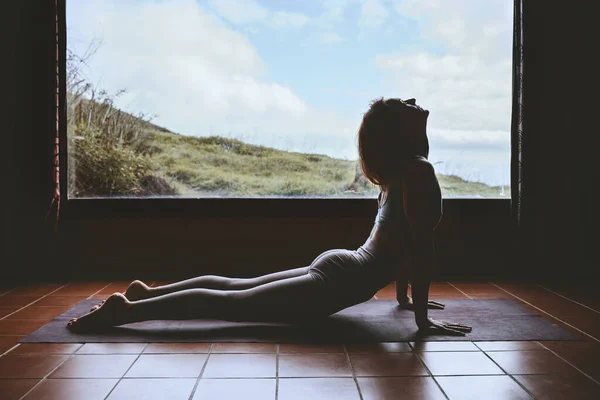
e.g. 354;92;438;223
69;273;338;330
117;266;312;303
121;250;340;301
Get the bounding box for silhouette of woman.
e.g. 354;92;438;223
68;98;472;336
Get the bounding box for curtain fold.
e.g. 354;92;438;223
510;0;523;228
47;0;61;231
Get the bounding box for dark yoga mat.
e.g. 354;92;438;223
21;299;576;344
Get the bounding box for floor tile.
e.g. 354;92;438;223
487;350;578;375
279;354;353;378
143;342;211;353
418;352;504;376
51;283;109;297
551;350;600;380
359;377;446;400
0;336;24;354
6;306;70;320
9;284;63;297
125;354;208;378
0;355;69;378
0;320;50;335
278;378;360;400
410;341;479;352
97;282;132;295
50;354;137;378
0;296;40;308
279;343;345;353
108;378;196;400
436;375;532;400
346;342;412;353
514;374;600;400
22;378;118;400
202;354;276;378
76;343;146;354
0;306;20;318
541;340;600;352
474;341;545;351
211;342;277;353
192;378;276;400
560;316;600;338
8;343;82;355
34;296;88;307
350;353;429;377
0;379;40;400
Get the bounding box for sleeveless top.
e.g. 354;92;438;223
374;180;410;235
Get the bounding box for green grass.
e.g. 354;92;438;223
67;96;510;198
143;129;509;198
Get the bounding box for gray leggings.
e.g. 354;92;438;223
124;248;390;324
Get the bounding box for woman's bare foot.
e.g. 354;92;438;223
90;280;152;312
69;293;129;332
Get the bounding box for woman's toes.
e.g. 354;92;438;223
90;301;105;312
67;293;129;332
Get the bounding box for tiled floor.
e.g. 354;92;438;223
0;281;599;399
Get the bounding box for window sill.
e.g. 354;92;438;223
61;197;511;219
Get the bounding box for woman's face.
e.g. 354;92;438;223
398;98;430;158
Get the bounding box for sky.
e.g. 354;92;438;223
67;0;513;187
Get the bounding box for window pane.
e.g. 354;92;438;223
66;0;512;198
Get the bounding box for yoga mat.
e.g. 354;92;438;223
21;299;576;344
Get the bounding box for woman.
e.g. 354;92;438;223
68;98;472;336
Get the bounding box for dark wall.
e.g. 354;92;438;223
523;2;597;279
57;201;511;282
2;2;57;283
2;2;596;284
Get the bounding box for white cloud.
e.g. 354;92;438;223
359;0;389;30
380;0;512;144
208;0;309;29
67;0;354;139
321;32;344;44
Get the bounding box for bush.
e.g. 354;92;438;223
69;132;154;197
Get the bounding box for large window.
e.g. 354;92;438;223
66;0;512;199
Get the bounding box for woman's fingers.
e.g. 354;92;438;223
442;321;472;332
428;301;445;309
431;324;465;336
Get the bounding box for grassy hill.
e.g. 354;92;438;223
67;95;510;198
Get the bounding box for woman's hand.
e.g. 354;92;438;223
417;318;472;336
398;296;445;310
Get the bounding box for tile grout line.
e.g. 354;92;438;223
343;345;364;400
87;282;121;300
479;349;536;399
0;288;16;298
275;343;280;400
412;349;450;400
537;284;600;315
490;283;600;343
537;342;600;385
0;284;69;321
18;344;84;400
446;282;472;299
187;342;214;400
102;343;150;400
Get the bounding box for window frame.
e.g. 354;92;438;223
57;0;512;222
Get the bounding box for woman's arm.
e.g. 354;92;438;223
402;158;471;335
396;254;444;310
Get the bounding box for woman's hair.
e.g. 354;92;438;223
357;97;428;186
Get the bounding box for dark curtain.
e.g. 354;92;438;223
512;1;597;280
2;1;59;283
